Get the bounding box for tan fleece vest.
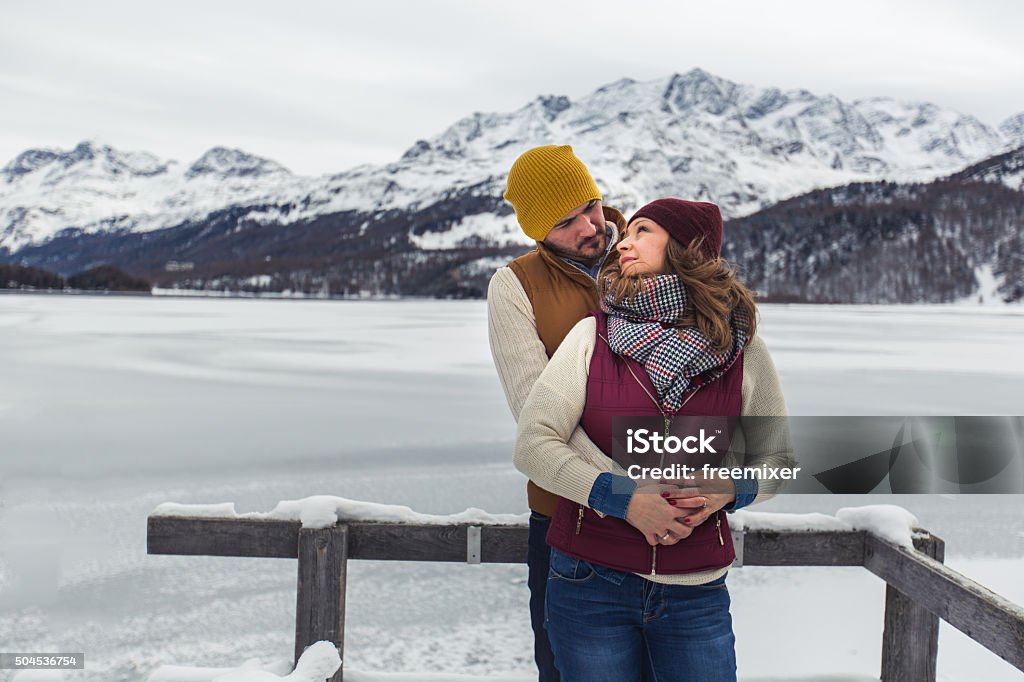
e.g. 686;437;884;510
508;206;627;516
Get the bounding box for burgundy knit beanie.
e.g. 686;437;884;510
628;199;723;260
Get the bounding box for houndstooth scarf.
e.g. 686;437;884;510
601;274;750;412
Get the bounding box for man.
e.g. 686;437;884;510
487;145;627;680
490;146;727;679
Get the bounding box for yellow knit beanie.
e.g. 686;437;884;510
503;145;602;241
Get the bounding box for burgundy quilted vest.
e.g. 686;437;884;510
546;310;743;576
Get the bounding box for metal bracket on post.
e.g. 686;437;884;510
731;530;744;567
466;526;482;564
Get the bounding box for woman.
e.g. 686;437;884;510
514;198;794;682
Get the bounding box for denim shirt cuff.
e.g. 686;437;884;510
588;472;637;520
723;477;759;511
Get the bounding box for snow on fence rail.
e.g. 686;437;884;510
147;499;1024;682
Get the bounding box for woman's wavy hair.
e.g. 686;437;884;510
600;234;758;353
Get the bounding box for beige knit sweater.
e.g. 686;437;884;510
487;267;610;467
490;266;794;585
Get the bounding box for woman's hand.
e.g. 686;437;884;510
661;480;736;528
625;483;694;546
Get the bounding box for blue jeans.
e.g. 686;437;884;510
528;512;560;681
545;549;737;682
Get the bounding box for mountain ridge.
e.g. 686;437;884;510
3;68;1022;255
1;69;1022;302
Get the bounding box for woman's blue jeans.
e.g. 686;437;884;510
545;549;737;682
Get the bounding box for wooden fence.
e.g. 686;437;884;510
147;516;1024;682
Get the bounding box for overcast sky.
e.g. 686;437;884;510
2;0;1022;175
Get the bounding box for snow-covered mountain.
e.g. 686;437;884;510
999;112;1024;144
0;141;306;253
948;145;1024;191
2;68;1022;257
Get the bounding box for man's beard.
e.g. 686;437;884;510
548;230;609;263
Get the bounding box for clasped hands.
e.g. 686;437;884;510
624;477;736;546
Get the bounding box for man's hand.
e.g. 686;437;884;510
624;483;693;546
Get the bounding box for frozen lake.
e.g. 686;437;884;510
1;294;1023;681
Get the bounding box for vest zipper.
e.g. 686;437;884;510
594;331;707;579
661;414;671;469
716;513;724;545
575;505;584;535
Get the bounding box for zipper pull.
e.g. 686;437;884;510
660;414;672;468
716;514;724;546
650;546;657;576
575;505;584;535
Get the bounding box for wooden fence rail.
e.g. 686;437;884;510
147;516;1024;682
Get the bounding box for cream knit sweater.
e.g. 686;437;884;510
487;267;611;476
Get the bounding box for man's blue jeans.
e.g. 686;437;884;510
545;548;737;682
528;512;560;681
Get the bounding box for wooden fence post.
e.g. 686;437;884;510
295;524;349;682
880;532;945;682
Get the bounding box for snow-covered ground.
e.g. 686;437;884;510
1;295;1023;681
